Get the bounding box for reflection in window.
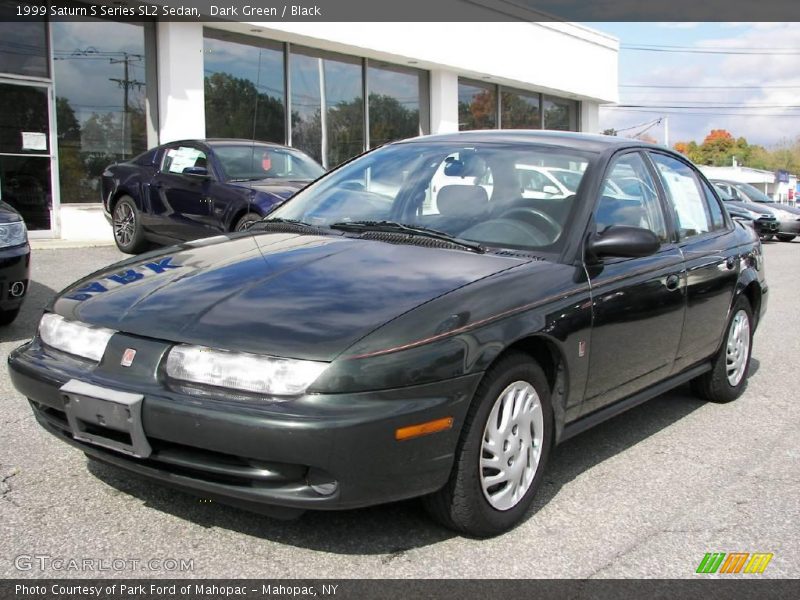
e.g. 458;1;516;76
290;47;363;169
53;21;150;203
368;63;428;147
543;96;578;131
0;1;49;77
458;79;496;130
203;31;285;144
501;88;541;129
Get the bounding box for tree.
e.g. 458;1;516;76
204;72;285;144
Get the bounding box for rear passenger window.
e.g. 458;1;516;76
596;153;668;242
702;180;727;231
649;153;711;239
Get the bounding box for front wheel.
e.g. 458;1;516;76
423;352;553;537
112;196;148;254
234;212;262;232
691;296;753;403
776;234;796;242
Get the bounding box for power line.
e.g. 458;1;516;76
603;107;800;117
621;43;800;55
610;104;800;109
620;83;800;89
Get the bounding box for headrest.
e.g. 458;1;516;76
437;185;489;217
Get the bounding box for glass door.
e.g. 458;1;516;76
0;78;57;235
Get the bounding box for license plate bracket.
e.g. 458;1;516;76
61;379;151;458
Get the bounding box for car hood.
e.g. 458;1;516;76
0;200;22;223
52;233;530;361
766;202;800;216
726;200;775;217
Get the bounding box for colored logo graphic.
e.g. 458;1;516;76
696;552;773;574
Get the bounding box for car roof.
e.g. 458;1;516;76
168;138;292;149
394;130;665;153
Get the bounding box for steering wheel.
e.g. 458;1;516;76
498;207;562;243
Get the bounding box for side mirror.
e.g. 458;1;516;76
542;185;560;195
182;166;210;178
587;225;660;259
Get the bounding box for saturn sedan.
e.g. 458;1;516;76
9;131;767;537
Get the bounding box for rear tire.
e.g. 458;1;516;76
423;352;553;537
776;234;796;242
691;296;753;403
112;196;148;254
0;307;20;326
234;212;262;232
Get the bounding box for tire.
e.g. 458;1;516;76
423;352;553;537
691;296;754;403
112;196;148;254
0;307;20;326
776;234;796;242
234;212;262;232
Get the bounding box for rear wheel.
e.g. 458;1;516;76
234;212;262;232
112;196;148;254
0;307;20;326
776;234;796;242
691;296;753;403
423;352;553;537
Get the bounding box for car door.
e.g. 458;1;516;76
648;153;739;373
581;151;686;416
148;144;215;240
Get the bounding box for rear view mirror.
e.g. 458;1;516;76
587;225;660;260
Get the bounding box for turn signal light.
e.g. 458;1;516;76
395;417;454;441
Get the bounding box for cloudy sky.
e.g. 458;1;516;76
592;22;800;148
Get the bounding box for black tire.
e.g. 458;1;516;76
423;352;554;537
691;296;754;403
112;196;148;254
776;234;796;242
0;307;20;326
234;212;262;232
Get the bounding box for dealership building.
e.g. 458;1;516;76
0;6;619;240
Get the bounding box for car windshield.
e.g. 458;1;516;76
732;182;772;203
213;145;324;182
268;141;594;253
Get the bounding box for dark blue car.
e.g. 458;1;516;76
102;139;324;253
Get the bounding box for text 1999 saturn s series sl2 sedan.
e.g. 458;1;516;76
9;131;767;537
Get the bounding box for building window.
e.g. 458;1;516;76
543;95;578;131
367;62;429;148
459;78;579;132
0;1;49;78
203;30;285;144
458;79;496;130
500;87;541;129
52;20;152;203
290;46;363;169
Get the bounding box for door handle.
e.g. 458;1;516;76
665;274;681;291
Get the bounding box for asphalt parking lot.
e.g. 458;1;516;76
1;241;798;579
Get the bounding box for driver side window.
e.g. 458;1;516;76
162;146;208;175
596;153;668;242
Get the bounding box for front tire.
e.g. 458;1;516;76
776;234;796;242
112;196;148;254
691;296;753;403
423;352;553;537
234;212;262;232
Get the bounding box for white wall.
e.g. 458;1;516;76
580;102;600;134
156;22;206;142
429;70;459;134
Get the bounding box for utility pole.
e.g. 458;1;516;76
109;52;144;159
663;116;669;148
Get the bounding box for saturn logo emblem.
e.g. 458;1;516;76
121;348;137;367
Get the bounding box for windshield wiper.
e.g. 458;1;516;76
329;220;484;253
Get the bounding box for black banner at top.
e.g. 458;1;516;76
2;0;800;22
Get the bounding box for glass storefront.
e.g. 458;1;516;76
52;20;151;204
459;78;579;132
202;29;430;170
203;30;285;144
458;79;497;130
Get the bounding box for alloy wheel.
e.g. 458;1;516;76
113;203;135;247
725;309;751;387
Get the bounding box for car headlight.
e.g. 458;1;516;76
0;220;27;249
165;344;328;396
38;313;116;361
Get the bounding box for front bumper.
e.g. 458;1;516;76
777;219;800;236
8;336;481;515
0;243;30;311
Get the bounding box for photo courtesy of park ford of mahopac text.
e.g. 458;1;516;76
1;0;799;598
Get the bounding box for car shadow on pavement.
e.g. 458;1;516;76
0;280;57;344
85;382;710;554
